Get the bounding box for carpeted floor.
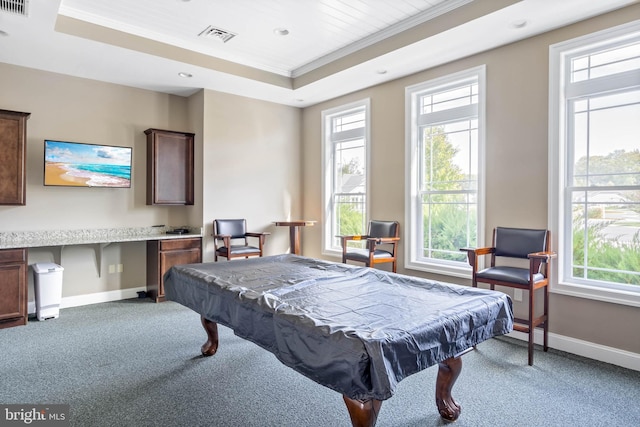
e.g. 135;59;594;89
1;299;639;427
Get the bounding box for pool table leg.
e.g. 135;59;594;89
343;396;382;427
200;316;219;356
199;316;462;424
436;356;462;421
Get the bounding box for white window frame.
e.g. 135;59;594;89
549;20;640;307
321;99;371;256
405;66;486;277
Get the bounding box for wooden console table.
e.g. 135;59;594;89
273;221;316;255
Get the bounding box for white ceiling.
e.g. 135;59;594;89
0;0;637;107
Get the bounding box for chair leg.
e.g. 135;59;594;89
543;285;549;352
528;287;535;366
471;278;478;350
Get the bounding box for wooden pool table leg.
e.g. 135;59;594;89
343;396;382;427
436;356;462;421
199;316;462;424
200;316;219;356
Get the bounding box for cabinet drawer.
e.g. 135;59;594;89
159;238;201;251
0;249;27;264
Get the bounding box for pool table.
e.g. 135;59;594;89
164;254;513;426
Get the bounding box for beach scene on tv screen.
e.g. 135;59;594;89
44;140;132;187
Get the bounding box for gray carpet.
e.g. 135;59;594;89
1;299;639;427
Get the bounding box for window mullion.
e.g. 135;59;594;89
417;104;477;127
566;68;640;98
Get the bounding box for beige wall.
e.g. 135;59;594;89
200;90;302;262
0;64;194;299
0;64;302;300
0;64;192;232
301;5;640;354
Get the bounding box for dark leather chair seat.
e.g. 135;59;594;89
476;266;544;286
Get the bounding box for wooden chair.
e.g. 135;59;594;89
340;220;400;273
460;227;557;365
213;219;269;261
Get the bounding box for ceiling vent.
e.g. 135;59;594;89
0;0;29;16
198;25;236;43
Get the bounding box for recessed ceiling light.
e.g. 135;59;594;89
510;19;528;29
178;72;192;78
273;28;289;36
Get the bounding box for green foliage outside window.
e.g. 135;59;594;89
573;218;640;285
338;202;364;236
572;149;640;285
423;203;475;261
573;149;640;189
335;154;366;247
421;127;476;261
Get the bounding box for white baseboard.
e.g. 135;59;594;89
508;329;640;371
28;287;147;314
60;287;148;309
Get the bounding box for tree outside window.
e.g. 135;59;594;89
406;66;485;276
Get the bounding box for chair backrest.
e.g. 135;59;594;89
368;220;399;239
214;219;247;239
494;227;548;259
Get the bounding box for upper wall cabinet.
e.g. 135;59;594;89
145;128;195;205
0;109;31;206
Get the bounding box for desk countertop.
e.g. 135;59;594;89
0;226;203;250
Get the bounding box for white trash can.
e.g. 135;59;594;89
33;263;64;321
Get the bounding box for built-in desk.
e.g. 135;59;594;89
0;227;203;327
0;226;202;276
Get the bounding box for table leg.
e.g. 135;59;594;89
435;356;462;421
200;316;219;356
289;226;301;255
343;396;382;427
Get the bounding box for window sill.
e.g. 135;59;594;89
404;260;471;280
551;281;640;308
322;248;343;260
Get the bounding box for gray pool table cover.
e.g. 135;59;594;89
164;254;513;401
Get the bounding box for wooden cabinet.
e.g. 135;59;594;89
145;128;195;205
0;248;28;329
146;237;201;302
0;109;30;205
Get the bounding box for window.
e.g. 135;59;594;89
405;66;485;276
322;100;369;254
549;20;640;306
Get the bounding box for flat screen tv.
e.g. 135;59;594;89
44;140;132;188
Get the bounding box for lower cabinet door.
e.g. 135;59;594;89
158;248;201;300
147;238;202;302
0;250;27;328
